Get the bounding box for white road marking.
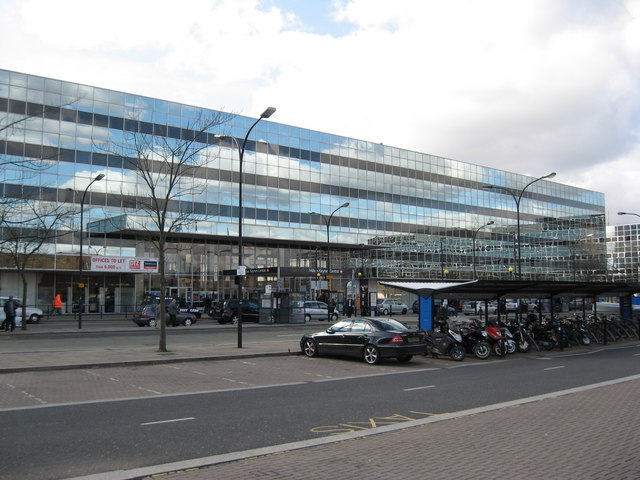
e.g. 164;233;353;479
141;417;195;426
404;385;435;391
544;366;565;371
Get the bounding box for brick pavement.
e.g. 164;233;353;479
135;376;640;480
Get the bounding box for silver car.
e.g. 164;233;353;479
375;298;409;315
293;301;338;322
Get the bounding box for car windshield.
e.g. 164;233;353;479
369;318;411;331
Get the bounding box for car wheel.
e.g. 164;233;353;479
383;308;389;315
148;319;157;328
401;308;407;315
331;313;338;321
231;315;239;325
397;355;413;363
363;345;381;365
302;338;318;357
304;314;311;322
184;318;192;326
29;314;41;324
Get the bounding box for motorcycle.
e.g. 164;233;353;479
508;317;536;353
484;323;515;356
459;321;491;360
530;320;558;350
424;321;466;361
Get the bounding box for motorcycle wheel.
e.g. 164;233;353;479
581;336;592;346
517;338;531;353
506;339;517;354
450;345;465;361
472;341;491;360
493;342;507;357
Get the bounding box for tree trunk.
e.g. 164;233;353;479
20;272;28;330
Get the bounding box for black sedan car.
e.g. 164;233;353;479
300;317;426;365
132;304;197;327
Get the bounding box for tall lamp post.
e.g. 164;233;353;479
78;173;105;329
218;107;276;348
472;221;494;279
309;202;350;289
483;172;556;278
618;211;640;220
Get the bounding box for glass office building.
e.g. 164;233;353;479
607;224;640;282
0;68;607;313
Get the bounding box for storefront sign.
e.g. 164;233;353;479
90;256;158;273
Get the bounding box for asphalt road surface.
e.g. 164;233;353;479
1;341;638;479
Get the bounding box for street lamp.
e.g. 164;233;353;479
78;173;104;329
472;221;494;279
618;211;640;219
484;172;556;278
217;107;276;348
309;201;350;286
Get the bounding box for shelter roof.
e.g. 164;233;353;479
379;280;640;300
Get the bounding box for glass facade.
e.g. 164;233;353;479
0;68;608;312
607;224;640;282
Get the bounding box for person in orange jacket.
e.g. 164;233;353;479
53;294;63;315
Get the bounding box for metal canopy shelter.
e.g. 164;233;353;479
380;280;640;301
381;280;640;334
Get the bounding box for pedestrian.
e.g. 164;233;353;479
167;298;179;327
53;294;63;315
3;296;16;332
344;297;354;318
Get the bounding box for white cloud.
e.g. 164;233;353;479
1;0;639;223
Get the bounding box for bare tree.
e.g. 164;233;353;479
0;199;75;329
116;112;233;352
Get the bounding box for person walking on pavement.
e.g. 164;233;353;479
344;296;355;318
3;296;16;332
53;294;63;315
167;298;179;327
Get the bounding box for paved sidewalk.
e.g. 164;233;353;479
0;316;332;373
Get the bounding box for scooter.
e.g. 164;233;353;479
484;323;514;356
424;321;466;361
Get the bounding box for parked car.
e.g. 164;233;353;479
142;294;202;318
412;300;419;313
210;299;260;324
0;297;44;326
132;304;197;327
375;298;409;315
292;301;338;322
477;300;518;315
300;317;427;365
462;301;479;315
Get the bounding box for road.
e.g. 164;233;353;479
1;332;638;480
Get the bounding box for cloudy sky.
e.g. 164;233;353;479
1;0;639;224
